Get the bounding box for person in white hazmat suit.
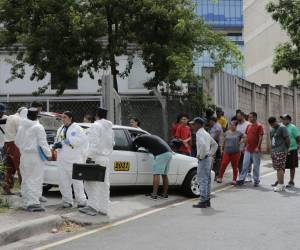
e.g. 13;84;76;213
79;108;114;216
15;108;52;212
53;111;87;208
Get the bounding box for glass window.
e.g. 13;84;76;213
113;129;130;150
128;130;146;141
194;0;243;28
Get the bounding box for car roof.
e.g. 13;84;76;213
77;123;149;134
40;111;62;117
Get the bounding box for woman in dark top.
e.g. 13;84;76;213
217;120;243;184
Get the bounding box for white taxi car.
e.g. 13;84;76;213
43;124;214;197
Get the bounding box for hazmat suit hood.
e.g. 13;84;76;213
97;118;114;155
19;118;39;129
98;118;113;130
87;118;114;159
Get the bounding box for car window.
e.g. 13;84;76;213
128;130;146;140
39;116;63;130
114;129;130;150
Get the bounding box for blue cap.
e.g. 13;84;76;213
0;103;6;113
191;117;206;125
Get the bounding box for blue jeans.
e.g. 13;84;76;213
197;156;212;202
239;151;261;184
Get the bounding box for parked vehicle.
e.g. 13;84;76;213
43;124;214;197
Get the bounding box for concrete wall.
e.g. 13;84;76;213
0;53;151;96
243;0;293;86
203;68;300;152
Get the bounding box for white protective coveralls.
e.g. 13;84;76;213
56;123;88;205
15;118;51;207
85;119;114;214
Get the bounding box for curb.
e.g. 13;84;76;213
0;215;63;246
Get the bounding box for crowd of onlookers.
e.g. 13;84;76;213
1;101;298;211
166;108;300;208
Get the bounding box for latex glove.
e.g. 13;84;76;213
53;142;62;149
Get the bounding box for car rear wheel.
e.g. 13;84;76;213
182;169;199;197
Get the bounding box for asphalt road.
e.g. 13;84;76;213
33;170;300;250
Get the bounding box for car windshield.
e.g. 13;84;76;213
39;115;63;131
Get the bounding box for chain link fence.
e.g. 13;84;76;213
121;96;207;139
0;96;101;123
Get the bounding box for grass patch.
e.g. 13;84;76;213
0;196;11;213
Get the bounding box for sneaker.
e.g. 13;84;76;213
62;202;72;208
274;184;285;192
77;201;87;208
231;181;237;185
145;193;158;200
236;180;244;186
254;182;259;187
286;181;295;188
271;181;278;187
158;193;168;199
245;173;252;183
216;178;222;183
79;206;98;216
26;204;45;212
39;196;48;203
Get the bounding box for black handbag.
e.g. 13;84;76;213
72;163;106;182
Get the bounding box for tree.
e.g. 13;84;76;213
0;0;108;94
266;0;300;86
133;0;242;90
0;0;242;94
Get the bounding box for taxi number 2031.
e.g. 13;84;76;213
114;161;130;171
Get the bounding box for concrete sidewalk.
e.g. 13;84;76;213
0;157;274;247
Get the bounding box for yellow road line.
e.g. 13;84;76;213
34;171;276;250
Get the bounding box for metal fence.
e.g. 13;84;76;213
0;95;101;122
120;95;205;140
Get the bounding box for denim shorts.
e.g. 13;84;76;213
152;152;172;175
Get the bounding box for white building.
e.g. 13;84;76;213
244;0;292;86
0;53;152;97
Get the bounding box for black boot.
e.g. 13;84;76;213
193;201;208;208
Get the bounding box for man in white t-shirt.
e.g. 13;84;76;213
236;111;251;181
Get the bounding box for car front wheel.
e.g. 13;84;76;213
182;169;199;197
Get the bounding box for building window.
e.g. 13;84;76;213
51;72;78;90
194;0;243;28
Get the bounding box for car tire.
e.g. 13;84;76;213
43;184;53;194
182;169;199;198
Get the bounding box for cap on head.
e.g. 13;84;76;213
0;103;7;113
27;107;39;121
280;114;292;121
191;117;206;125
96;107;108;118
216;107;223;113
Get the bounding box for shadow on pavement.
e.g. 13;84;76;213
44;186;185;198
196;207;224;217
278;187;300;197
